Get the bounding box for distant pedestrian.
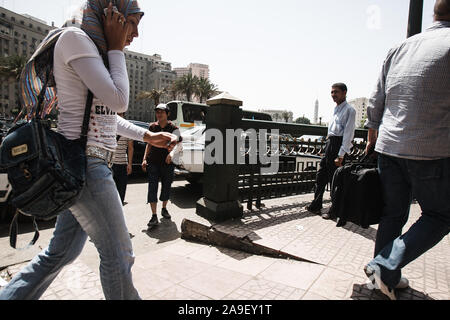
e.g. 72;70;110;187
112;113;134;205
363;0;450;300
142;104;182;228
306;83;356;219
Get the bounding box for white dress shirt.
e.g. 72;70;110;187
328;101;356;157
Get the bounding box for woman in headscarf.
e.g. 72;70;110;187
0;1;177;300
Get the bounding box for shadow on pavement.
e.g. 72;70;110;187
142;218;181;244
218;200;319;233
170;183;203;209
351;283;434;300
230;200;378;243
339;221;377;242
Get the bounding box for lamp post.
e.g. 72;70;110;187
407;0;424;38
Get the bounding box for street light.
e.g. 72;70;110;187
407;0;424;38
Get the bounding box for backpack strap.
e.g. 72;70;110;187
9;210;40;251
79;90;94;148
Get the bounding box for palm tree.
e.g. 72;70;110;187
137;88;167;106
0;55;27;117
167;82;179;101
273;112;280;122
0;55;27;81
281;111;291;123
195;77;218;103
175;73;199;102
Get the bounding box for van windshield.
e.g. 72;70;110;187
167;103;178;121
182;104;207;123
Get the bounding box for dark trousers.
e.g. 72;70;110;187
147;164;175;203
370;155;449;287
112;164;128;205
310;136;343;209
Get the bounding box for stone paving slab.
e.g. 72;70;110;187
1;190;449;300
184;193;450;300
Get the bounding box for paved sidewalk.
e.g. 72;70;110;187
1;189;449;300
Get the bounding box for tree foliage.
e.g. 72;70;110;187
295;116;311;125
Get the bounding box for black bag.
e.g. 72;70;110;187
328;153;383;229
0;77;93;249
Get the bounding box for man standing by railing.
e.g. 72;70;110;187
363;0;450;300
306;83;356;220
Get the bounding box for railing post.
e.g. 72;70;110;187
407;0;424;38
196;92;244;222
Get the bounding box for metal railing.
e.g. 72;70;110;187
196;95;368;222
236;120;368;210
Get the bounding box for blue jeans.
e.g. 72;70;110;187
147;164;175;203
0;158;140;300
368;154;450;288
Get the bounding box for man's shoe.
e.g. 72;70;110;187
321;212;334;220
147;215;159;227
365;276;409;290
161;208;171;220
396;277;409;289
364;264;397;300
305;205;322;215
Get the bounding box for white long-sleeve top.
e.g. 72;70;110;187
53;27;146;151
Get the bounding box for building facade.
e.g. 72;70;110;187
0;6;179;123
0;6;55;117
124;51;177;122
174;63;210;80
348;97;368;128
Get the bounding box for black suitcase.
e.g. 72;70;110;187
328;154;383;229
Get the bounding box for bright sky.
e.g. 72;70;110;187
1;0;437;122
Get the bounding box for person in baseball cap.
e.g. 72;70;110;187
155;103;169;113
143;102;182;228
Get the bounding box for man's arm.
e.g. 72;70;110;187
142;143;150;172
117;116;177;150
334;108;356;167
165;142;183;165
365;48;395;153
165;127;183;164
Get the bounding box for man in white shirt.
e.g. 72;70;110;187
306;83;356;219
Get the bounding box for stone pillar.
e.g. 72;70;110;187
196;92;244;222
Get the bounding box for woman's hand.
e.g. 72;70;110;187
143;131;178;151
165;154;173;165
141;159;148;172
102;2;130;51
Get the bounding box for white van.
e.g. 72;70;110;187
166;101;208;132
165;101;274;132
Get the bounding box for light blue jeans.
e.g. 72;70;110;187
368;155;450;288
0;158;140;300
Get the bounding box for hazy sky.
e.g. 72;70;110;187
1;0;437;122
